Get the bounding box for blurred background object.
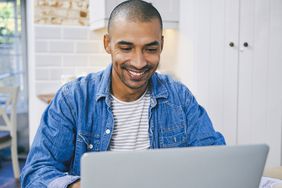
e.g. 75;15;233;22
0;0;29;161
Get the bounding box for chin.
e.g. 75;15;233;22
126;81;148;90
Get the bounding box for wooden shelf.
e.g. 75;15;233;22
37;94;55;104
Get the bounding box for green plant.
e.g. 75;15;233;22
0;3;14;44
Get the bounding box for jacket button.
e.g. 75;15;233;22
105;129;111;134
88;144;93;149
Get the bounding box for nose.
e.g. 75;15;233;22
132;50;147;69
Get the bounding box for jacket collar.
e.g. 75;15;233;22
96;64;168;102
96;64;112;101
150;72;168;100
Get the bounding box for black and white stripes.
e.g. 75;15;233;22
110;91;151;151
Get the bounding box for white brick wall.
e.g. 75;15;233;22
76;41;103;53
35;41;49;53
35;26;62;39
35;25;110;94
63;28;89;40
35;55;62;67
62;55;88;67
49;41;75;53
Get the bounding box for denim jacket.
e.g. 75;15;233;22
20;65;225;188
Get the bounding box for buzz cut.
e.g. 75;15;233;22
108;0;163;33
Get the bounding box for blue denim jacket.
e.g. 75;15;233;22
20;65;225;188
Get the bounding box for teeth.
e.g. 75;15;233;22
128;70;144;76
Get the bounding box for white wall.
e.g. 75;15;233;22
176;0;282;167
159;29;179;77
34;25;110;94
27;0;43;145
176;0;195;91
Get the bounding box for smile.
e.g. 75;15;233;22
128;70;145;76
126;69;148;80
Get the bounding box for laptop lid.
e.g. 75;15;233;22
81;144;269;188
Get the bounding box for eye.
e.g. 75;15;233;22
120;46;132;52
146;48;158;53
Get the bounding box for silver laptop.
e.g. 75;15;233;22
81;144;269;188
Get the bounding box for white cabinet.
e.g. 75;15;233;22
177;0;282;166
89;0;179;30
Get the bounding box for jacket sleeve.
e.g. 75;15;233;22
20;85;80;188
184;89;226;146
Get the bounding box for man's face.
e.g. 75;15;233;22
104;18;163;92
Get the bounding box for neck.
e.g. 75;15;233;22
111;82;148;102
111;73;148;102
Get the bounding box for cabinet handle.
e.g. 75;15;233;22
229;42;234;47
243;42;248;47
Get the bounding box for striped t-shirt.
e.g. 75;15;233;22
110;90;151;151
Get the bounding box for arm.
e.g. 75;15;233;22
20;85;80;188
68;180;81;188
184;90;226;146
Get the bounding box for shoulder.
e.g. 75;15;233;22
63;70;103;93
54;70;105;104
155;73;193;96
152;72;196;108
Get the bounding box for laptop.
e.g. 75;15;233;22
81;144;269;188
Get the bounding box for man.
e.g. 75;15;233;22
20;0;225;187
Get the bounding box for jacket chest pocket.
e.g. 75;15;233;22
77;132;100;152
156;102;187;148
159;125;187;148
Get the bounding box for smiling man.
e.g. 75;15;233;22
105;7;163;102
20;1;225;188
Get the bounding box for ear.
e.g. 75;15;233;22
160;35;164;52
103;34;111;54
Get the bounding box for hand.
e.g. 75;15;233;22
68;180;81;188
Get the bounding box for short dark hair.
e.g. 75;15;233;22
108;0;163;33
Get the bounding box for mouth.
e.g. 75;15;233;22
126;69;148;80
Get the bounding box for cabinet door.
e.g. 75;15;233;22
238;0;282;166
147;0;179;22
178;0;240;144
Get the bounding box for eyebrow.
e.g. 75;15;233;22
145;41;160;47
116;40;160;46
117;41;133;46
